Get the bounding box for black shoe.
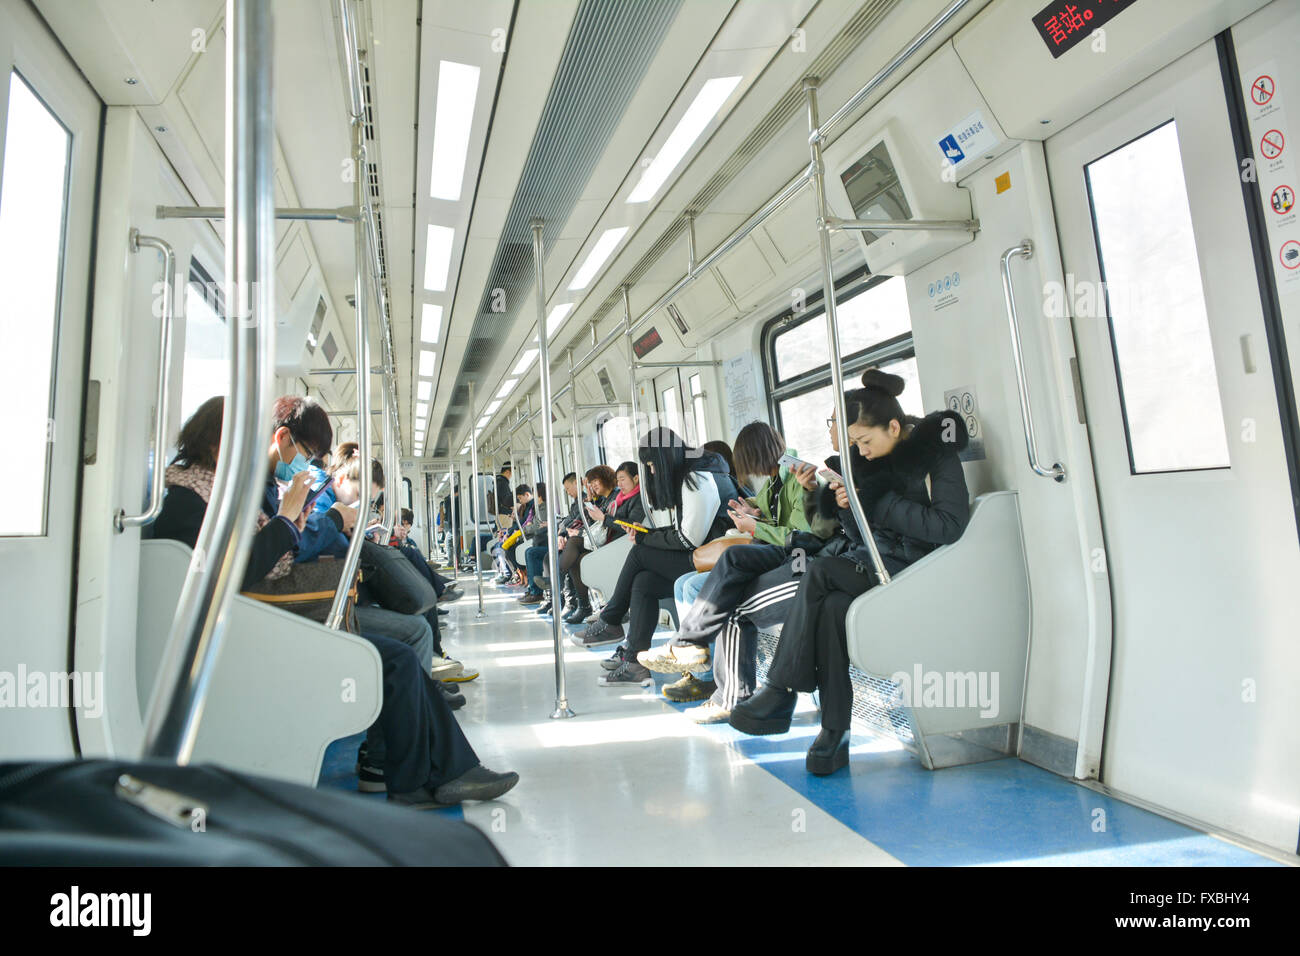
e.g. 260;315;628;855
518;592;543;605
728;684;797;736
436;680;465;710
437;606;449;616
536;601;552;616
358;763;386;793
563;603;592;625
433;765;520;804
600;644;628;671
806;728;849;776
387;785;449;810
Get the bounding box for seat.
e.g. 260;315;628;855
136;539;383;786
756;492;1029;769
580;535;680;630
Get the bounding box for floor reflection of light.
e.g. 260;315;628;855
492;651;601;667
531;712;702;748
483;639;559;652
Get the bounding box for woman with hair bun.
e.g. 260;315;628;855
727;368;972;777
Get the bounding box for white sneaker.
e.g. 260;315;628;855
430;655;464;679
442;661;479;683
689;701;732;724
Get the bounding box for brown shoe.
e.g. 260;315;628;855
518;592;543;605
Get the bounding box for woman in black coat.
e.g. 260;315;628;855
728;369;971;776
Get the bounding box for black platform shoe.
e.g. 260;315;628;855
805;727;849;776
728;684;797;736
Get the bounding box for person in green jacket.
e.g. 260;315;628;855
638;421;836;716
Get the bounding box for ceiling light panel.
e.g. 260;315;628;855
429;61;481;201
418;381;432;401
546;303;573;338
421;303;443;344
495;378;517;399
568;227;629;290
424;224;455;292
627;76;742;204
512;349;539;376
419;350;436;376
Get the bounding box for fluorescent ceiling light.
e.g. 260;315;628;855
417;381;432;401
627;76;742;204
485;400;502;415
495;378;517;399
512;349;538;376
416;402;429;418
420;303;442;344
568;227;628;291
429;61;480;201
415;420;427;432
419;350;436;376
545;303;573;339
424;224;455;292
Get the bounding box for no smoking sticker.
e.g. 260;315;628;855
1261;129;1285;160
1252;74;1275;106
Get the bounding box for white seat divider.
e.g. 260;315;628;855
843;490;1030;769
136;538;383;786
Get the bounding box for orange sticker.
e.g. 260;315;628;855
995;172;1012;194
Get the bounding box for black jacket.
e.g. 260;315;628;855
602;490;646;541
816;410;971;570
495;473;513;516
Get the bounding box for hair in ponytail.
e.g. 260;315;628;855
845;368;906;430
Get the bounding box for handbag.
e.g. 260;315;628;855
691;533;754;572
242;556;359;631
359;539;438;615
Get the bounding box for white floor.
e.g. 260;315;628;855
436;574;902;866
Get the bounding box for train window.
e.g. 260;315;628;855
661;383;681;434
765;273;920;466
1085;120;1230;473
179;260;229;424
0;72;71;536
597;413;638;467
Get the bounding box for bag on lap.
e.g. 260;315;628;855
692;533;753;572
242;556;359;632
359;539;438;615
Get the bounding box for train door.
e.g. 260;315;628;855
1047;38;1300;848
0;0;101;758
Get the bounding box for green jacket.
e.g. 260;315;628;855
747;448;816;546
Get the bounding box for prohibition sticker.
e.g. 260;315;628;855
1281;241;1300;270
1261;129;1285;160
1270;184;1294;215
1251;74;1275;107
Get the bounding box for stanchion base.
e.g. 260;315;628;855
550;705;576;719
476;610;487;619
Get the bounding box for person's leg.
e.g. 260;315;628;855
673;571;708;622
814;589;859;732
596;544;651;624
561;543;589;605
354;604;434;675
525;546;545;595
622;549;695;654
673;545;786;648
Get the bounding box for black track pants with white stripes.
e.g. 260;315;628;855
674;544;803;709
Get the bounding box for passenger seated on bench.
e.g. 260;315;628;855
572;428;740;688
518;481;552;602
151;395;518;809
493;486;532;585
639;422;832;717
556;465;617;624
728;370;971;777
599;461;645;543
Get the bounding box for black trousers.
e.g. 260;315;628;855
764;555;893;732
560;540;589;603
598;544;695;653
359;634;479;794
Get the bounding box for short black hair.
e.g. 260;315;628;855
500;461;512;472
400;508;413;525
271;395;333;460
514;484;532;496
563;472;577;483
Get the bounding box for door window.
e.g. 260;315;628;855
1085;120;1230;473
0;72;72;536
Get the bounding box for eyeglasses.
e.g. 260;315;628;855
825;418;836;429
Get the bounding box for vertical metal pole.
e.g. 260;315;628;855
532;219;574;718
469;381;486;617
569;347;598;550
804;77;890;586
449;465;459;581
622;285;653;522
324;125;372;628
685;213;697;275
142;0;276;759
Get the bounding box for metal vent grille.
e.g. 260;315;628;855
583;0;902;329
442;0;683;425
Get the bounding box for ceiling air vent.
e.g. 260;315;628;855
596;367;617;404
321;332;338;365
665;303;689;336
307;297;326;352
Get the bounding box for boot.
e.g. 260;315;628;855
805;727;849;776
563;601;591;625
728;684;797;736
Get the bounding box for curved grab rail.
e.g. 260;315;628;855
116;230;176;532
999;240;1066;482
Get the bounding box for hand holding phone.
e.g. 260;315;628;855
778;453;817;473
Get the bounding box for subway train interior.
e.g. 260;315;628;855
1;0;1298;872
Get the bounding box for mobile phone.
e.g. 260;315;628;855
818;467;843;483
303;475;332;510
615;519;649;534
778;453;817;473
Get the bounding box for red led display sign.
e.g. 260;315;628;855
632;326;663;359
1032;0;1141;59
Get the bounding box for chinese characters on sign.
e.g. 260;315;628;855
1031;0;1142;59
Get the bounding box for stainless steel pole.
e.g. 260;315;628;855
569;348;599;551
325;124;372;629
622;285;654;522
805;77;890;587
532;219;574;719
142;0;276;760
469;381;486;617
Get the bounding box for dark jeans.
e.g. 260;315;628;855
598;545;695;654
357;633;479;794
764;554;900;731
674;544;801;708
525;545;546;595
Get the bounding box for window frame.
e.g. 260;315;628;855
761;269;917;435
